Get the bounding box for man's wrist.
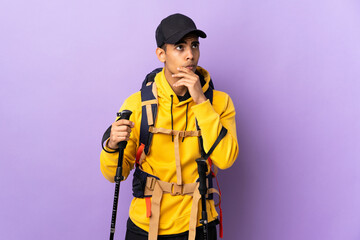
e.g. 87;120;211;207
106;139;119;150
194;95;207;104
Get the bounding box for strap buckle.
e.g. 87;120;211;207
170;182;183;196
146;177;156;191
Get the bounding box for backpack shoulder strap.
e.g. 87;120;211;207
140;68;162;155
197;78;228;159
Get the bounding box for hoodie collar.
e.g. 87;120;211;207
154;66;211;106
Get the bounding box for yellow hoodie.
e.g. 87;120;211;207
100;66;238;235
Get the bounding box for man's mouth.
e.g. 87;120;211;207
185;65;196;70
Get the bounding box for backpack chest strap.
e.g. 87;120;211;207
149;126;201;137
148;127;201;185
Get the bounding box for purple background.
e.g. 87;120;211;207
1;1;360;239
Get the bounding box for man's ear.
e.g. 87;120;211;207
156;47;166;63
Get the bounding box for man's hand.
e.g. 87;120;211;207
172;67;207;104
107;119;134;149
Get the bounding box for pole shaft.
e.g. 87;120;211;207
196;158;209;240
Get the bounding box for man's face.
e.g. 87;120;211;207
162;35;200;74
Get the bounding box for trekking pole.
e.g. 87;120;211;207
196;158;209;240
109;110;132;240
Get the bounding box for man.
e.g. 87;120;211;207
100;13;238;240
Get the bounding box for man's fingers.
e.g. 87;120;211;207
173;79;192;87
113;119;134;127
115;131;130;138
112;125;132;133
172;72;196;79
110;131;130;144
109;136;129;147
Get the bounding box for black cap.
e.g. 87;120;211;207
156;13;207;47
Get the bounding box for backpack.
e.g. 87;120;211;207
102;68;227;239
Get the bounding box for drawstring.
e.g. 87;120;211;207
182;103;189;142
170;95;189;142
170;95;174;142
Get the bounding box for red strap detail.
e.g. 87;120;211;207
208;157;213;168
219;202;223;238
208;158;215;177
145;197;151;218
214;168;223;238
136;143;145;167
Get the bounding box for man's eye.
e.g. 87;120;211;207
175;45;183;50
192;44;199;49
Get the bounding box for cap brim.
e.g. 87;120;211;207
166;29;207;44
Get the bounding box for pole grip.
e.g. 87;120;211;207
196;158;208;196
114;110;132;182
117;110;132;149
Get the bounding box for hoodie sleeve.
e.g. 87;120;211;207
100;92;141;182
191;91;239;169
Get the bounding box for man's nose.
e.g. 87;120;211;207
186;48;194;60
